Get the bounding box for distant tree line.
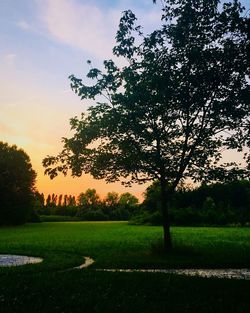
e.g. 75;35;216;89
132;180;250;226
35;189;139;221
1;138;248;226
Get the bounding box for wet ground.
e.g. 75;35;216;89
0;254;43;267
99;268;250;280
1;255;250;280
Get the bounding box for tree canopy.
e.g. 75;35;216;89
43;0;249;250
0;142;36;225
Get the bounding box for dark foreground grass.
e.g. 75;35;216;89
0;222;250;312
1;270;250;313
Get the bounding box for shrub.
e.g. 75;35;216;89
39;215;79;222
130;211;162;225
79;210;108;221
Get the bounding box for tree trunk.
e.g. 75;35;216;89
160;179;173;252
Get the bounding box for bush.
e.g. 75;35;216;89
129;211;162;225
140;180;250;226
170;207;202;226
78;210;108;221
27;210;41;223
109;208;130;220
39;215;79;222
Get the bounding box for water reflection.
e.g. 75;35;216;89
0;254;43;267
100;268;250;280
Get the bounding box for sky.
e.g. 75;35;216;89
0;0;249;201
0;0;164;201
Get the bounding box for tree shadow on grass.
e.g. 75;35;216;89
149;239;205;268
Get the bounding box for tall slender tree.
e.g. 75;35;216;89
58;194;63;207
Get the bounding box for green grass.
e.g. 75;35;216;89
0;222;250;312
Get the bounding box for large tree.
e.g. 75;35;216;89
43;0;249;251
0;142;36;225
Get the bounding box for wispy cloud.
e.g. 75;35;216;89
38;0;120;59
17;20;32;31
3;53;17;65
0;121;16;137
38;0;162;60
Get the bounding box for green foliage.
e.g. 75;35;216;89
0;141;36;225
77;189;100;208
43;1;249;187
140;180;250;226
43;1;249;249
202;197;216;211
104;191;119;208
78;209;108;221
119;192;139;210
39;215;79;222
130;211;163;225
26;210;41;223
35;189;139;221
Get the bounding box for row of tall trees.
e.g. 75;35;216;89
35;193;77;208
35;189;139;221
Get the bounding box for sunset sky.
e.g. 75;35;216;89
1;0;249;201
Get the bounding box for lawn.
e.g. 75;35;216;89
0;222;250;312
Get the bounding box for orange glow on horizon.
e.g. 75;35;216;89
35;160;146;202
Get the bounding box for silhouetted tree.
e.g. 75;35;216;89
77;189;104;220
119;192;139;214
0;142;36;225
68;195;76;207
43;1;249;251
63;195;68;207
104;192;120;207
46;194;51;207
50;193;57;207
58;194;63;207
77;188;100;215
34;192;45;208
119;193;138;206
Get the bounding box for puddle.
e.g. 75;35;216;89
98;268;250;280
73;256;250;280
0;254;43;267
74;257;95;269
1;254;249;280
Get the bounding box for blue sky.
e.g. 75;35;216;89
0;0;249;199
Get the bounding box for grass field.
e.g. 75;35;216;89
0;222;250;312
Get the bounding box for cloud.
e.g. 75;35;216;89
38;0;162;60
3;53;17;65
0;121;16;137
17;20;32;31
39;0;119;59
